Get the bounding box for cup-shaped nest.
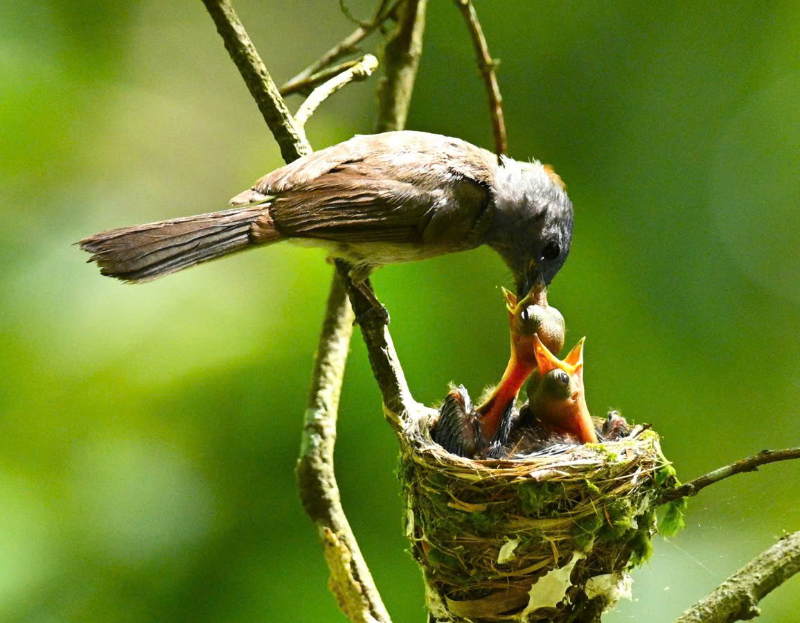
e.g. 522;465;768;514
400;414;676;623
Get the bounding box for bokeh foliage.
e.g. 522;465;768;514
1;0;799;621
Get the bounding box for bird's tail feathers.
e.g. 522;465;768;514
79;203;279;282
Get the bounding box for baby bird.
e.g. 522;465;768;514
521;335;598;445
504;336;630;455
431;281;564;457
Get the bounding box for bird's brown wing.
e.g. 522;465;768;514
253;132;497;247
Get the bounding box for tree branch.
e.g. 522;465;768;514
674;531;800;623
454;0;507;156
297;274;392;623
295;0;432;609
295;54;380;130
280;0;405;96
334;263;424;427
375;0;428;132
660;447;800;503
295;0;430;615
200;0;311;162
200;2;389;619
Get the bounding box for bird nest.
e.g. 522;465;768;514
398;412;678;623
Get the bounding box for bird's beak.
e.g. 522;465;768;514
533;335;584;378
521;276;548;308
532;334;562;375
563;337;585;366
501;287;517;321
505;279;548;325
519;265;545;299
563;337;585;380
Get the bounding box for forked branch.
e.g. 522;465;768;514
200;1;390;620
280;0;405;96
295;54;380;130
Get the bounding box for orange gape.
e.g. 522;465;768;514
526;336;598;444
477;283;564;440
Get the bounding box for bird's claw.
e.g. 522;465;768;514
354;303;390;326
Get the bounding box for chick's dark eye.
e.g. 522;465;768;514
541;241;560;261
554;370;570;386
520;307;530;322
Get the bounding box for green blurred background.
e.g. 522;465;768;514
2;0;799;621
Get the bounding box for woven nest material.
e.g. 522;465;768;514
399;412;677;623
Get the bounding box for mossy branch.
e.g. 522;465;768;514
674;531;800;623
297;274;392;623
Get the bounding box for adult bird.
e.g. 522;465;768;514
79;131;574;301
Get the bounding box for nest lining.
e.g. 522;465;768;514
399;412;677;622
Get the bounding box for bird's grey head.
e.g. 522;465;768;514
487;157;574;297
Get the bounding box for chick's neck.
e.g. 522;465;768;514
477;346;536;440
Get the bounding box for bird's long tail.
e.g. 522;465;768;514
79;202;280;283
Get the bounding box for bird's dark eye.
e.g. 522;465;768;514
541;241;560;261
554;370;570;386
520;306;531;323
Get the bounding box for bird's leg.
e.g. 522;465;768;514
332;259;390;325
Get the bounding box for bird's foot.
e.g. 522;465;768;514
353;301;390;326
353;280;390;325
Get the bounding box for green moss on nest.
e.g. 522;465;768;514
574;514;604;550
519;481;561;514
629;528;656;566
661;497;689;537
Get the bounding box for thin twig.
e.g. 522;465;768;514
200;0;311;162
280;59;361;97
339;0;378;28
660;447;800;503
297;274;392;623
454;0;507;156
280;0;404;96
295;54;380;130
674;531;800;623
375;0;428;132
